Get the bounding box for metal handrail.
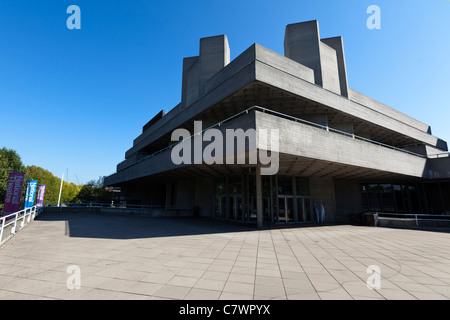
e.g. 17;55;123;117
42;202;165;213
0;206;42;245
427;153;450;159
371;212;450;227
115;106;427;173
43;202;164;208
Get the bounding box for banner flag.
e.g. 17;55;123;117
2;172;25;217
24;180;38;209
36;185;46;207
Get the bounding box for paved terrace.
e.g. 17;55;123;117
1;213;450;300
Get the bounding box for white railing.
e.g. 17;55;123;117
0;206;43;246
372;212;450;227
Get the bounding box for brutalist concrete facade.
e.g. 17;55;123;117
104;20;450;227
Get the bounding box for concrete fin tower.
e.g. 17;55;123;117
182;35;230;107
284;20;348;97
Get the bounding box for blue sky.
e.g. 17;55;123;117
0;0;449;184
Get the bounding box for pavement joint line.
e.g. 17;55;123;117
2;214;450;300
183;226;236;299
269;229;288;299
290;226;356;299
251;230;261;300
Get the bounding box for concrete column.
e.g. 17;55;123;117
256;166;263;228
292;176;298;223
225;176;230;220
334;180;362;223
165;182;172;211
309;177;336;222
194;178;215;217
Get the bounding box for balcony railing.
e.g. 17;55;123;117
115;106;427;173
0;206;42;246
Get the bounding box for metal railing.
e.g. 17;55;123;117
42;202;165;213
0;206;42;245
116;106;426;173
427;153;450;159
372;212;450;227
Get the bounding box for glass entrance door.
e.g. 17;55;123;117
229;195;243;220
215;195;227;218
278;196;294;223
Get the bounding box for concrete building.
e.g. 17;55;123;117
104;20;450;227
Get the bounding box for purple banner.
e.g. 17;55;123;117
36;185;46;207
2;172;25;217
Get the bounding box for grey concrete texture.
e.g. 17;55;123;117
321;37;348;98
106;19;449;190
318;41;341;95
348;89;431;134
107;108;441;187
122;37;442;166
1;213;450;300
107;108;257;185
254;111;427;178
284;20;323;87
254;57;441;148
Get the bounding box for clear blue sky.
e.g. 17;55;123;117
1;0;449;184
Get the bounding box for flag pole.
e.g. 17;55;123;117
57;173;64;207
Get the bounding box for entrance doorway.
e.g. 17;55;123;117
229;195;243;220
214;174;313;225
297;197;313;222
278;196;294;223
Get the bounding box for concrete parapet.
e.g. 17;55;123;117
348;88;431;133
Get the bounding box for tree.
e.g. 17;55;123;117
0;147;28;211
74;180;113;203
1;148;105;209
25;166;81;204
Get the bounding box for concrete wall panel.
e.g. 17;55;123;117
319;41;341;95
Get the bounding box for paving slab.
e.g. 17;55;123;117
1;213;450;300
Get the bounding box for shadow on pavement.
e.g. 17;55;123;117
35;212;331;240
36;213;261;240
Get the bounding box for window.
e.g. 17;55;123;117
296;177;309;196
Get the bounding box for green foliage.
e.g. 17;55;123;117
0;147;27;211
25;165;80;204
74;180;113;203
1;147;105;209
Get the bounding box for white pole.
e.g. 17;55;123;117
57;173;64;207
